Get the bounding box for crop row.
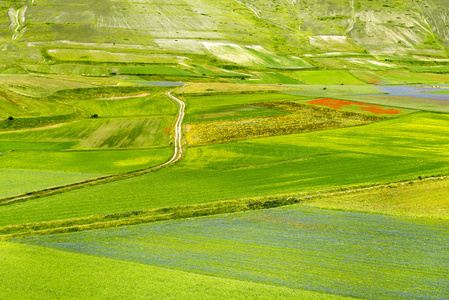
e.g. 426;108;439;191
187;101;384;145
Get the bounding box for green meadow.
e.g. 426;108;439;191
0;148;173;174
72;94;177;117
305;178;449;220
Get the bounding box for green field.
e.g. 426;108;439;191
184;93;309;123
305;178;449;219
0;242;351;300
0;116;174;149
237;72;304;84
22;64;110;77
291;70;367;85
2;112;449;227
0;85;178;202
282;84;381;98
345;95;449;113
111;66;198;77
0;148;173;174
0;169;100;199
16;205;449;299
72;94;177;117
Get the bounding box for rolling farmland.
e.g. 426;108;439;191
1;0;449;298
2;76;449;300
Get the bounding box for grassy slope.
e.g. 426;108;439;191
0;169;100;199
0;242;349;300
304;178;449;219
0;148;173;174
1;112;449;226
18;205;449;299
72;94;177;117
291;70;366;85
3;0;447;70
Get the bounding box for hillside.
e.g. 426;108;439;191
1;0;448;71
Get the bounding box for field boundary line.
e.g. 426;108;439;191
0;90;186;207
1;174;449;240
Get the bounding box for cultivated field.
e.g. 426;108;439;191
16;205;449;299
1;0;449;298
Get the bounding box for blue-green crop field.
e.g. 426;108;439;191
15;205;449;300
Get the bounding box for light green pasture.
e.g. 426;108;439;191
0;116;174;149
0;97;76;119
72;95;177;117
305;178;449;219
291;70;366;85
48;49;181;64
0;148;172;175
0;169;100;198
184;93;308;123
238;72;303;84
23;64;110;77
375;71;449;84
282;85;381;98
111;66;198;77
0;75;95;97
0;242;345;300
344;95;449;113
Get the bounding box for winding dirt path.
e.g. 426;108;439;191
164;91;185;165
0;91;186;206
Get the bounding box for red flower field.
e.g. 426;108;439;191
308;98;401;115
